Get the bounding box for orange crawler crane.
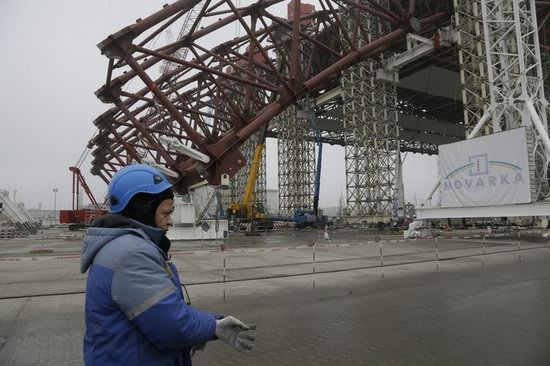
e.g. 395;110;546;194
59;166;107;231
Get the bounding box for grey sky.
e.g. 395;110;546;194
0;0;438;211
0;0;163;210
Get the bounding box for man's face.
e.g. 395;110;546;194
155;199;174;231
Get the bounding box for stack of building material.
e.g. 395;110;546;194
0;190;40;235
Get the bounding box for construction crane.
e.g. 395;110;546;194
227;126;273;233
60;147;107;231
59;166;107;231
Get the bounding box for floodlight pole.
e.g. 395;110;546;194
53;188;58;224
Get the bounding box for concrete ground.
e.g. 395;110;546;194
1;227;549;365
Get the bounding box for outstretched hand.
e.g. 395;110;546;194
215;316;256;352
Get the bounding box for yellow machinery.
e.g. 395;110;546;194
227;123;273;232
227;143;266;221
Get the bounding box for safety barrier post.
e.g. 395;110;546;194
376;236;383;279
435;236;439;271
482;234;486;268
221;244;226;300
308;240;316;288
517;231;521;262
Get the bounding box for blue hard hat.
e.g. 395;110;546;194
108;164;173;213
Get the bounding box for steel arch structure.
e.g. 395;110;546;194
91;0;451;194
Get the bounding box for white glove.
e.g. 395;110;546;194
215;316;256;352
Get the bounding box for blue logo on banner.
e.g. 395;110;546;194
443;154;524;190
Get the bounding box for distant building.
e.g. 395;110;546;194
27;209;58;227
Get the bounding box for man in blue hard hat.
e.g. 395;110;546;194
81;164;255;365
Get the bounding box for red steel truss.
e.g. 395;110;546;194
90;0;547;194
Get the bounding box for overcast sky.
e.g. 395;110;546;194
0;0;438;211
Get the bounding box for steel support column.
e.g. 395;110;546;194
481;0;549;198
544;48;550;124
454;0;489;135
341;0;399;222
276;105;316;216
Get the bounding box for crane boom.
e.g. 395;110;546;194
60;167;107;230
69;166;101;211
227;143;265;219
242;144;265;207
227;125;273;233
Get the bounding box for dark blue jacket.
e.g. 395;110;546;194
81;214;217;365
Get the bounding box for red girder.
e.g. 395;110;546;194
92;0;529;194
69;166;102;211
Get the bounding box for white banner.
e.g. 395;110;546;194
439;128;533;207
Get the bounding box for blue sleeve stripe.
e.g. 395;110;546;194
126;282;176;320
133;290;217;349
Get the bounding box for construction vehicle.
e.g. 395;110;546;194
226;105;332;231
59;166;107;231
227;126;273;233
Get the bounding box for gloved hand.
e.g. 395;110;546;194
215;316;256;352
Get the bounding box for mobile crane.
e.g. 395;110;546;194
59;166;107;231
227;126;273;232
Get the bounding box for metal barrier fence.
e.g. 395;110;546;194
1;231;548;300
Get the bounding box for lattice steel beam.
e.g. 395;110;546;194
341;0;399;220
480;0;549;198
454;0;489;135
91;0;452;195
276;105;316;215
